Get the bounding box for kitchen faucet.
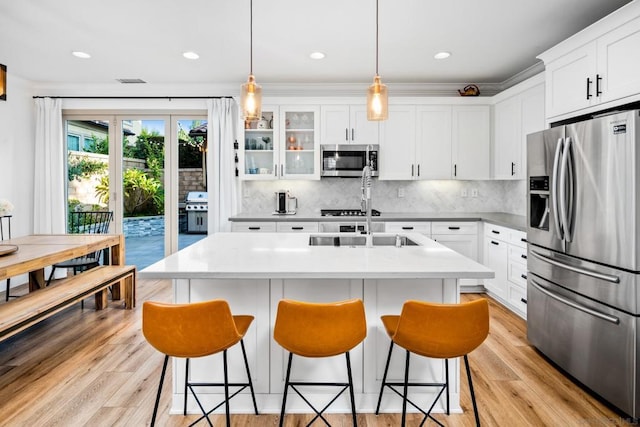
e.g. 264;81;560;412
361;146;373;247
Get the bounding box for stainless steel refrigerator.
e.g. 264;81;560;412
527;109;640;419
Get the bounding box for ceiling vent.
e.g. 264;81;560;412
116;78;146;84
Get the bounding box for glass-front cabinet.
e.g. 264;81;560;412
242;106;278;180
280;106;319;179
241;105;320;180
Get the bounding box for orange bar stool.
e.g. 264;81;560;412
142;300;258;427
273;298;367;427
375;298;489;427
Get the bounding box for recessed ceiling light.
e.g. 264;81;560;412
72;51;91;59
183;51;200;60
434;51;451;60
310;52;326;60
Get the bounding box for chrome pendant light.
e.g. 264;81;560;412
240;0;262;120
367;0;388;121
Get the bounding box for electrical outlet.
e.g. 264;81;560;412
471;188;478;197
398;187;405;198
461;189;468;198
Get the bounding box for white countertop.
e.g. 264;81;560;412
140;232;494;280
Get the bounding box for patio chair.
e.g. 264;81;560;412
46;211;114;292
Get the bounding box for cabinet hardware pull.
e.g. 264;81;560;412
417;164;420;177
448;226;460;230
281;164;284;176
491;241;499;245
248;227;260;230
491;230;500;234
521;274;527;280
586;77;592;100
345;128;349;141
411;164;414;177
292;226;303;230
352;128;355;141
596;74;602;96
402;226;414;230
520;298;527;304
511;162;515;176
454;164;457;177
521;238;527;243
274;164;278;177
521;254;527;259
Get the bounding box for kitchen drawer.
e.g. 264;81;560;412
509;229;528;248
231;222;276;232
385;222;431;235
484;223;510;240
507;283;527;316
508;258;528;287
276;222;319;232
432;221;478;235
508;245;528;265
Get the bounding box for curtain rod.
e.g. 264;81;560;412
32;96;233;99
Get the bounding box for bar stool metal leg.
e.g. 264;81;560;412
279;353;293;427
401;349;410;427
445;358;450;415
240;339;259;415
184;358;190;415
223;349;231;427
345;351;358;427
464;355;481;427
151;355;169;427
375;341;394;414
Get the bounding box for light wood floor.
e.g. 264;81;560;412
0;279;634;426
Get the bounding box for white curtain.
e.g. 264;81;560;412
207;98;240;233
33;98;65;235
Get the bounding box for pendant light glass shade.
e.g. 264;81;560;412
0;64;6;101
367;75;388;120
241;74;262;120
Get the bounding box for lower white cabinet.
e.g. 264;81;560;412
385;221;431;235
276;222;319;232
483;223;527;318
431;222;479;291
231;222;277;232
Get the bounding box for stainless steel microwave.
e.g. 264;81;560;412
320;144;379;177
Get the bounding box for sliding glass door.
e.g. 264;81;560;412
63;113;207;270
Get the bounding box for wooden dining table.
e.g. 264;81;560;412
0;234;125;298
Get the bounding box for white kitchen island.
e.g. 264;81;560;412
139;232;493;417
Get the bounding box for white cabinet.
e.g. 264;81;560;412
540;4;640;119
432;222;479;290
276;222;319;232
231;222;277;232
378;105;416;180
242;105;320;180
385;221;431;236
380;104;489;181
493;80;545;180
482;223;528;318
452;106;491;180
320;105;379;145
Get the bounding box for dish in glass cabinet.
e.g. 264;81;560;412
0;244;18;256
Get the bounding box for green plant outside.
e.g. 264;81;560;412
95;169;164;216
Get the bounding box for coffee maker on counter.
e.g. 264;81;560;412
274;190;297;215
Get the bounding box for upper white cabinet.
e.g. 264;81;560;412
320;105;379;145
380;104;489;181
241;105;320;180
378;105;416;180
539;3;640;119
493;79;545;180
452;106;491;180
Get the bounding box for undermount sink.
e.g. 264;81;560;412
308;234;419;247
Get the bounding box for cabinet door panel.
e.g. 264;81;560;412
379;106;415;180
416;106;452;179
545;42;597;118
519;84;545;179
483;236;508;299
493;97;520;179
452;106;490;180
320;105;350;145
597;16;640;103
351;106;380;145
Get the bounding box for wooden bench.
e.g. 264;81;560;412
0;265;136;342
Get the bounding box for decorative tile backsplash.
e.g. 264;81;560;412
241;179;526;216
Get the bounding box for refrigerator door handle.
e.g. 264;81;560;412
530;279;620;324
530;250;621;283
552;137;565;240
560;137;575;242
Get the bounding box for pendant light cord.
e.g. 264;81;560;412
250;0;253;75
375;0;379;76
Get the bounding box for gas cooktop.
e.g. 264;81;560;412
320;209;381;217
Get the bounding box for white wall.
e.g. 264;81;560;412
0;74;35;238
